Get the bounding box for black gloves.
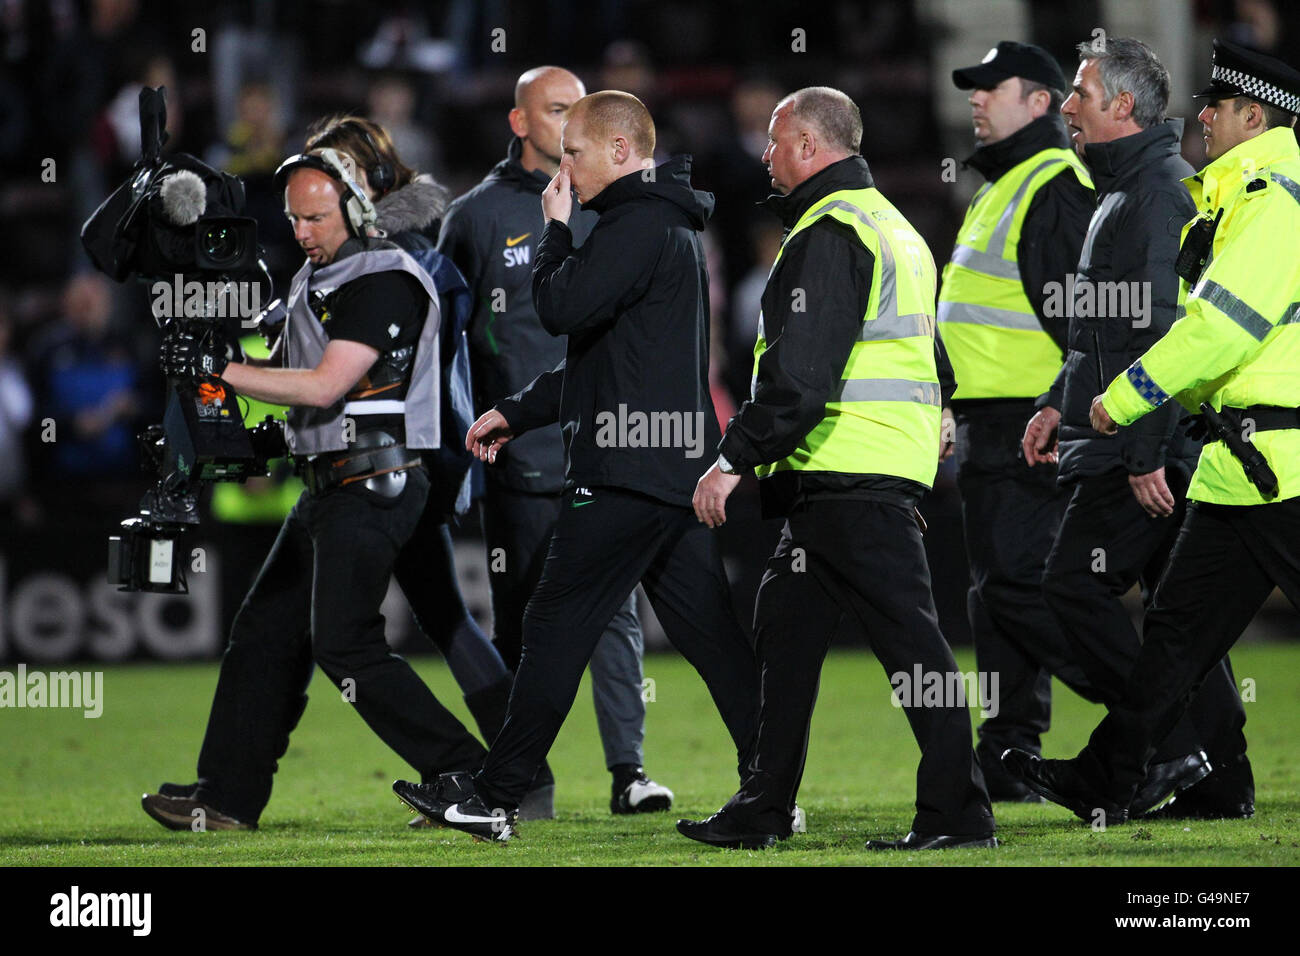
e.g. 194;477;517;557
160;324;235;381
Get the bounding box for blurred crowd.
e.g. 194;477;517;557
0;0;1295;589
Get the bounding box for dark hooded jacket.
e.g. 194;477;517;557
1043;119;1201;482
437;137;597;494
495;155;721;508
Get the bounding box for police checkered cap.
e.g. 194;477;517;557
1195;39;1300;114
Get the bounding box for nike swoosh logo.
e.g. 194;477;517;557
571;499;596;508
505;233;531;247
445;804;500;824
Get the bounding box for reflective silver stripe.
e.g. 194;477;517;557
807;198;900;323
830;378;941;405
861;312;934;341
950;243;1020;280
1194;280;1273;341
1270;172;1300;207
1279;302;1300;326
987;158;1068;257
343;400;407;415
936;299;1044;332
1175;304;1186;321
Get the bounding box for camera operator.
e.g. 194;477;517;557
141;146;487;831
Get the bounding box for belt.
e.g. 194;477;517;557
295;432;422;495
1201;405;1300;443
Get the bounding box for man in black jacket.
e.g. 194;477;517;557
1021;38;1252;817
939;42;1099;801
436;67;673;816
391;91;759;842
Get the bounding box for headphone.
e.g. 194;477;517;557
274;147;378;239
355;124;396;195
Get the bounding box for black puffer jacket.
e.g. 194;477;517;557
1043;119;1200;481
497;155;721;508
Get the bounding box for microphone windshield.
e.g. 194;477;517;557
158;169;207;225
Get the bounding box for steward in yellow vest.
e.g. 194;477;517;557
684;88;994;852
939;41;1097;803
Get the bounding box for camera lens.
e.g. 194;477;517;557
200;223;244;267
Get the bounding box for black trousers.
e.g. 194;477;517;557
473;486;759;808
722;498;995;838
955;409;1097;771
1043;467;1247;766
1078;497;1300;805
195;467;487;822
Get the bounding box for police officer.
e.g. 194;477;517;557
939;41;1098;799
436;67;672;815
680;87;995;851
1005;40;1300;822
141;148;486;829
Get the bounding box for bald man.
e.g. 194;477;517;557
436;67;673;818
144;157;487;831
395;91;760;842
681;88;995;851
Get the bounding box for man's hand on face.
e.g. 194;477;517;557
693;462;742;528
542;163;573;224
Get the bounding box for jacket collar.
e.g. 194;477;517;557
1081;119;1184;193
487;136;552;193
761;155;874;230
1185;125;1300;209
964;114;1072;182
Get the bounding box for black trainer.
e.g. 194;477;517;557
393;772;517;843
610;765;674;814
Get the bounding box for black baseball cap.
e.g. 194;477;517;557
953;41;1068;93
1193;38;1300;114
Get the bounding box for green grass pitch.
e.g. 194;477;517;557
2;645;1297;866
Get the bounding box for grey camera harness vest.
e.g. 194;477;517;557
282;241;442;495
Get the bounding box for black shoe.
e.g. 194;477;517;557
1137;752;1254;820
1130;751;1211;816
676;811;779;850
977;741;1046;803
1001;748;1129;824
518;783;555;821
865;831;997;850
141;792;256;831
611;766;674;814
393;772;517;843
157;781;199;799
1138;791;1254;821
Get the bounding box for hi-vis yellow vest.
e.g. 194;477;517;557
1103;126;1300;505
938;148;1092;399
752;187;941;488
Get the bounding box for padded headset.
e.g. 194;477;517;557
355;124;396;195
274;147;378;238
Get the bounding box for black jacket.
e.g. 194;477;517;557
1044;119;1200;481
496;155;721;508
718;155;946;517
437;137;598;493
